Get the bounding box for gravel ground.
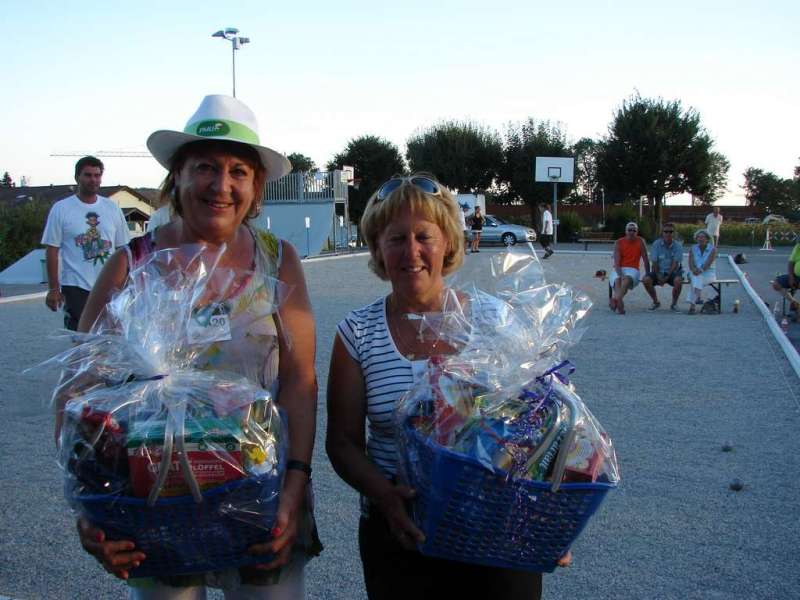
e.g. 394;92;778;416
1;247;798;599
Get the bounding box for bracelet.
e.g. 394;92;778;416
286;459;312;477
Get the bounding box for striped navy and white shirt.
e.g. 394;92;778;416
336;296;429;478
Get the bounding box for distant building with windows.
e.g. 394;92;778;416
0;185;156;236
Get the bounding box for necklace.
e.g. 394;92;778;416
387;295;452;361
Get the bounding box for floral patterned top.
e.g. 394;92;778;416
125;225;321;587
126;226;283;399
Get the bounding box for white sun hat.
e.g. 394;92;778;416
146;95;292;182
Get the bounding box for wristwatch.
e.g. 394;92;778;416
286;459;312;477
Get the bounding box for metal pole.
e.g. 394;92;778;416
332;211;336;252
231;42;236;97
601;187;605;226
552;182;558;245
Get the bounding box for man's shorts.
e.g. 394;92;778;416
62;285;90;331
645;269;684;286
774;274;800;290
609;267;640;289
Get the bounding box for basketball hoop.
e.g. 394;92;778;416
341;165;355;186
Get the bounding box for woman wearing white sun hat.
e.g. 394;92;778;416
69;95;322;598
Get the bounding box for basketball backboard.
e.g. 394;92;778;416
534;157;574;183
341;165;355;185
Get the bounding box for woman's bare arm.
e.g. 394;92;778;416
325;336;424;548
254;241;318;569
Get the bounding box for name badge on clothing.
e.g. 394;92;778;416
188;302;232;343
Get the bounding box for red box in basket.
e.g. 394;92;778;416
126;417;245;497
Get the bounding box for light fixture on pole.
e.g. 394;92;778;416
601;186;605;227
211;27;250;97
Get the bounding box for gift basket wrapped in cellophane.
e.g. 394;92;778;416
39;245;290;578
394;250;620;573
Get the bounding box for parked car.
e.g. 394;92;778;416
763;214;787;224
744;217;760;225
478;215;537;246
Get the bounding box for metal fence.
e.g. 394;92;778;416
263;170;348;204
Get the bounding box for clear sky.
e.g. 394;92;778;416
1;0;797;205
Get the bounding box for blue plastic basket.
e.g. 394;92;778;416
403;423;616;573
73;472;280;578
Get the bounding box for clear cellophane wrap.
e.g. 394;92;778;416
41;245;289;529
395;249;620;490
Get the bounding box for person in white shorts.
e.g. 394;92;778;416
608;222;649;315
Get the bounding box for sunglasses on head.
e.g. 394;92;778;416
376;176;443;202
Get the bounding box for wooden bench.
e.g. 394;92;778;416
578;232;615;251
681;276;740;313
606;273;740;313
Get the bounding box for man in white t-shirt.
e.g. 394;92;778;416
704;206;723;247
539;202;554;258
41;156;130;329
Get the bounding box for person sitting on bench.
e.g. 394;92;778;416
687;229;718;315
609;222;649;315
772;241;800;312
643;222;684;311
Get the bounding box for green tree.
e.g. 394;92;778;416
742;167;799;216
0;200;50;270
1;171;14;187
690;151;730;205
497;118;573;224
327;135;406;224
571;137;599;205
596;94;722;227
405;120;503;193
286;153;317;173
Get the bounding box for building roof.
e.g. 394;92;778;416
121;207;151;220
0;185;158;208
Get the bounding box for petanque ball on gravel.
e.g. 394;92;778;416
729;479;744;491
721;442;734;452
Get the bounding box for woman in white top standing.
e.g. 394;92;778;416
325;174;549;599
687;229;718;314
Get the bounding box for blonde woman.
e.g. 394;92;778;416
326;174;556;599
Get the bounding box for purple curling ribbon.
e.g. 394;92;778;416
535;360;575;386
497;361;575;480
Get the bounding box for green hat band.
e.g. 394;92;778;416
186;119;259;145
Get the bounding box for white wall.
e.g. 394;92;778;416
0;249;46;284
110;190;154;216
251;202;336;257
455;193;485;213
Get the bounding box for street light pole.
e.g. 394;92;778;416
212;28;250;98
231;40;236;97
601;186;605;226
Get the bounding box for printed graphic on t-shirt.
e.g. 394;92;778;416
74;211;113;264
